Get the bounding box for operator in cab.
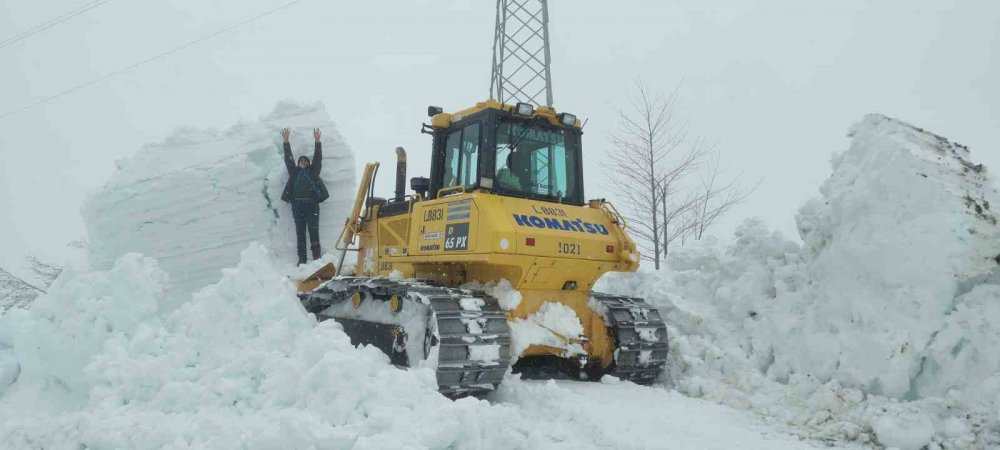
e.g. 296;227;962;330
495;150;522;191
280;127;329;265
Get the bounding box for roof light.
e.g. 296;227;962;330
558;112;577;127
427;105;443;117
514;102;535;116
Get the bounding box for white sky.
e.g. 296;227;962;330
1;0;998;271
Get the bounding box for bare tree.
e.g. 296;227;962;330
26;256;62;290
67;240;89;249
606;81;705;269
658;139;712;256
690;151;757;240
1;267;44;312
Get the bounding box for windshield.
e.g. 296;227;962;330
494;121;581;203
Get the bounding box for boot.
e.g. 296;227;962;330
312;244;322;261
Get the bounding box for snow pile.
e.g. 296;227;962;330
461;278;525;312
508;302;586;358
0;242;813;449
0;244;609;449
600;115;1000;448
82;101;355;302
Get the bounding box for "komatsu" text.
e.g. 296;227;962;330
512;214;610;235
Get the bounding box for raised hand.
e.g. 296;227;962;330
280;128;291;143
313;128;322;142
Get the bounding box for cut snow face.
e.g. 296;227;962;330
82;101;356;305
599;114;1000;448
795;114;1000;401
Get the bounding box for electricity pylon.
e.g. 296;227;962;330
489;0;553;107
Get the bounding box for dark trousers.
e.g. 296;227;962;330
292;199;321;264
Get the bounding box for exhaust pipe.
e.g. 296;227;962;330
394;147;407;201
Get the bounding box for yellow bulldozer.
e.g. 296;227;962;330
297;99;668;397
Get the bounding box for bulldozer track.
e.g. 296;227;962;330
590;293;669;384
300;277;512;398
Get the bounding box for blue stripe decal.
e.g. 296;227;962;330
447;213;471;220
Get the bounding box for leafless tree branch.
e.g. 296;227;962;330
604;80;708;268
690;150;759;240
26;256;62;290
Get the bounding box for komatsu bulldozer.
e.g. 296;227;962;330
297;100;668;397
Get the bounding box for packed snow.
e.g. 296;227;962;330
496;380;833;450
0;244;819;449
508;302;587;358
82;101;355;304
460;281;593;361
598;114;1000;449
462;278;523;311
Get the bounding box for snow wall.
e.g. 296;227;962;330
82;101;356;300
600;114;1000;448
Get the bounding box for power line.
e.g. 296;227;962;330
0;0;114;50
0;0;306;121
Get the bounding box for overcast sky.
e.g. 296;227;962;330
1;0;997;273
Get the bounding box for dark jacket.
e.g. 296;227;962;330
281;141;329;203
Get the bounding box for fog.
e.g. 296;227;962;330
1;0;997;271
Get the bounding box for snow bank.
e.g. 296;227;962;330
82;101;355;302
600;115;1000;448
0;243;813;449
0;245;560;448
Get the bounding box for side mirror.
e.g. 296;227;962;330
427;106;443;117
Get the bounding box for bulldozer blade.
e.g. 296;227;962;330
296;262;337;292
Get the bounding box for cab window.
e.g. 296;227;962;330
443;131;461;187
443;123;481;188
495;122;579;203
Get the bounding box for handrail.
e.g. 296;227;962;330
602;200;628;230
436;185;467;198
334;162;379;274
386;193;423;204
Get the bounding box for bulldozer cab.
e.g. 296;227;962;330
425;100;584;205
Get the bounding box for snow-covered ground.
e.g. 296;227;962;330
498;379;838;449
82;101;355;305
